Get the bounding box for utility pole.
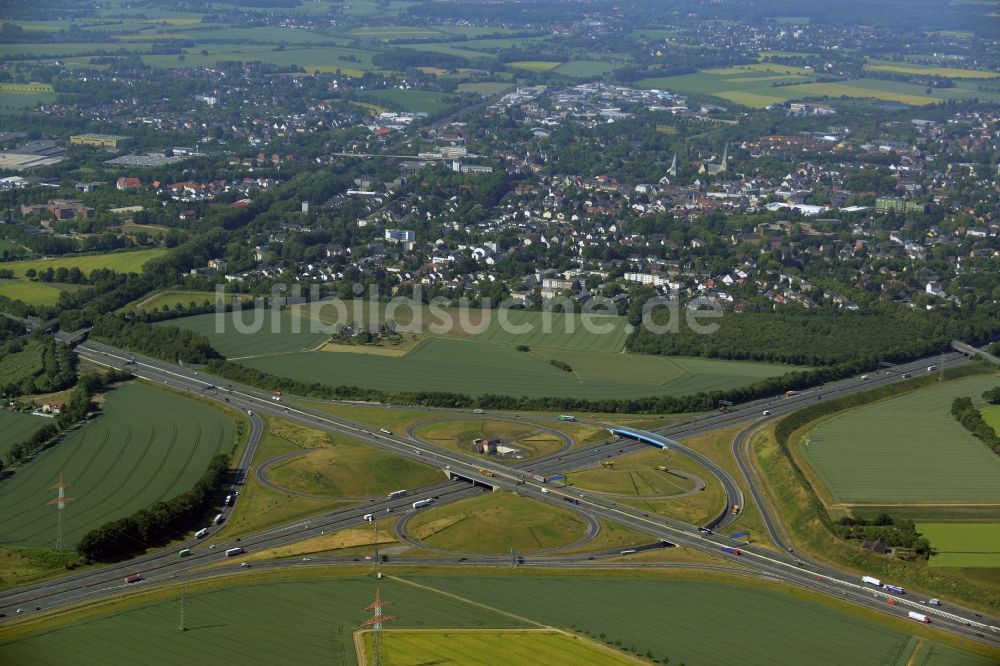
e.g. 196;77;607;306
46;473;75;551
361;587;395;666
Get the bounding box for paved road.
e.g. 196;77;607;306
3;341;996;647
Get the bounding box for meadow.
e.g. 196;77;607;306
0;248;167;278
0;410;48;460
799;376;1000;506
2;573;994;665
0;382;235;548
405;492;588;554
921;523;1000;568
0;279;77;306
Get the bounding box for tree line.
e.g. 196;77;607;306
627;304;1000;367
835;514;932;560
77;453;230;562
951;393;1000;457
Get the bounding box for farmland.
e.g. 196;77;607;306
3;572;996;665
359;89;459;113
0;411;48;460
637;68;1000;108
0;382;236;548
405;492;589;553
863;59;1000;78
799;376;1000;507
922;524;1000;568
168;307;789;399
366;630;639;666
0;248;168;278
240;338;788;399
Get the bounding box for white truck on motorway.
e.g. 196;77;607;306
908;611;930;624
195;528;209;539
412;498;434;509
862;575;881;587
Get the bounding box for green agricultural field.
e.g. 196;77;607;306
239;338;789;399
922;523;1000;568
508;60;562;71
413;576;996;666
169;306;789;399
368;630;638;666
0;279;75;306
864;59;999;78
411;418;565;461
156;310;331;358
359;89;459;113
0;382;235;548
456;81;514;95
983;405;1000;432
349;25;445;40
265;432;443;498
638;68;1000;108
553;60;622;78
0;248;167;278
3;573;995;665
0;90;57;112
0;411;48;460
473;309;630;351
405;492;589;553
800;376;1000;507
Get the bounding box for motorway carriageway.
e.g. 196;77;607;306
3;342;996;647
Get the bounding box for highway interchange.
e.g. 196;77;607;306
2;339;997;649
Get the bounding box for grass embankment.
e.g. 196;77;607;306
566;446;701;497
217;416;352;539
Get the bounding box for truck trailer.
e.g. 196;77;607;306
862;575;881;587
412;498;434;509
720;546;741;556
908;612;930;624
